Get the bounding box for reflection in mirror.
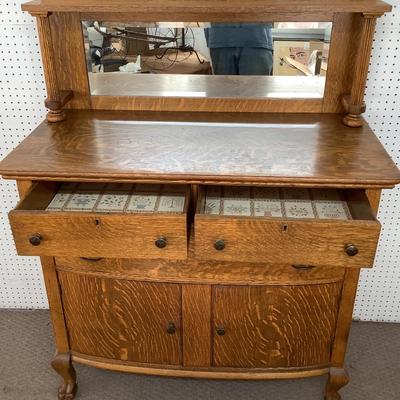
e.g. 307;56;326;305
83;22;331;99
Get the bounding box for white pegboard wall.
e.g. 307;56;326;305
0;0;47;308
355;0;400;322
0;1;400;319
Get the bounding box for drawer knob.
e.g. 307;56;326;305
155;237;167;249
345;244;359;257
214;239;225;251
166;322;176;334
29;234;42;246
216;326;226;336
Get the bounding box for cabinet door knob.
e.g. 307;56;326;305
214;239;225;251
29;234;42;246
216;326;226;336
345;244;358;256
155;237;167;249
166;322;176;334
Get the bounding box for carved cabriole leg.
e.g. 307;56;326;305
34;12;66;122
326;191;380;400
16;181;77;397
326;268;360;400
325;367;349;400
51;353;77;400
343;14;378;127
41;256;77;399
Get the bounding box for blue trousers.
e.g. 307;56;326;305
210;47;273;75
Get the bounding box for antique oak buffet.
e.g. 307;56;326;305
1;1;400;399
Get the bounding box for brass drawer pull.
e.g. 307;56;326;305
29;234;42;246
291;264;316;270
155;237;167;249
166;322;176;334
216;326;226;336
80;257;103;262
214;239;225;251
345;244;359;257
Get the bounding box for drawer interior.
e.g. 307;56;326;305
196;186;376;222
16;181;190;215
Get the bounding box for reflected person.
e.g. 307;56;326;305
205;23;273;75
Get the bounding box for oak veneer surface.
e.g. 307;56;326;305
0;111;399;188
213;283;342;368
22;0;391;15
59;272;182;365
55;257;345;286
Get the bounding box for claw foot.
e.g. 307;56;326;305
57;382;77;400
51;352;77;400
325;367;349;400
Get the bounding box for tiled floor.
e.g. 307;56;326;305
0;310;399;400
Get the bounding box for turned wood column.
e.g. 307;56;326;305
343;13;378;128
34;12;66;122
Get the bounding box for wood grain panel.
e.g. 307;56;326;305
9;212;188;259
213;283;342;368
92;96;323;114
113;280;182;365
58;272;182;364
8;181;188;259
195;216;380;268
72;352;330;379
41;257;71;353
323;13;362;113
22;0;392;16
330;268;361;367
16;180;33;199
36;15;66;121
49;13;91;109
182;285;211;367
366;189;382;216
58;272;120;359
1;110;399;188
55;256;345;286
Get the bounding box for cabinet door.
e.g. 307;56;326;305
59;272;182;365
213;283;342;368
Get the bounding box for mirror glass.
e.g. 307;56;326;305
83;22;332;99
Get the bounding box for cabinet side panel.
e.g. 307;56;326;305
213;283;342;368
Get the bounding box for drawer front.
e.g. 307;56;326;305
213;283;342;368
9;212;187;259
195;217;380;267
59;271;182;365
9;182;189;259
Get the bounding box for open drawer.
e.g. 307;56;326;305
194;186;381;268
9;182;189;259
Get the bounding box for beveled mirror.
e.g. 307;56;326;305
83;21;332;100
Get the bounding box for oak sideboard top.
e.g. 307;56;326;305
0;110;399;188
